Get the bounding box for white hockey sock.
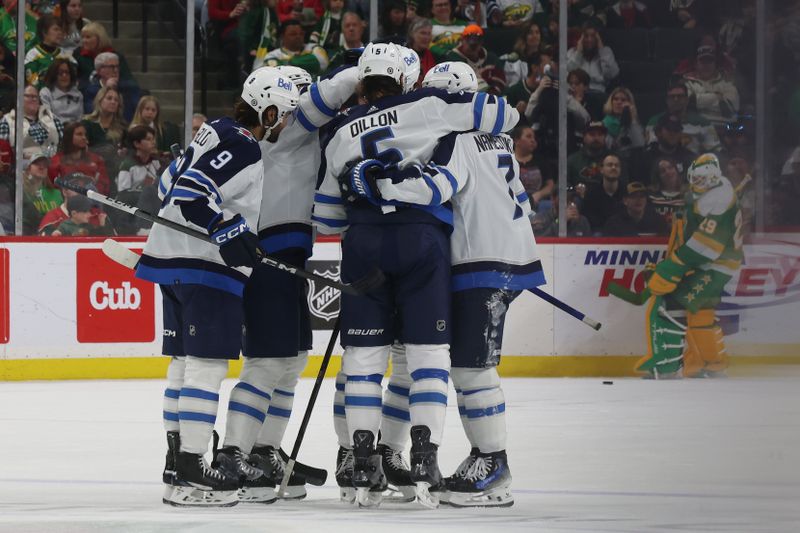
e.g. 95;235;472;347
342;345;391;445
455;390;477;446
163;356;185;433
406;344;450;446
333;371;349;448
452;367;507;453
380;344;412;451
254;352;308;448
178;356;228;454
224;357;285;452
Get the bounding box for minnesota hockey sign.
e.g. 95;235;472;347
306;260;341;329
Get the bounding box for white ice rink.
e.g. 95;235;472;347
1;375;799;533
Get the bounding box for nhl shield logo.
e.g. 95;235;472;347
306;261;341;327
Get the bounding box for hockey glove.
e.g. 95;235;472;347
339;159;384;204
647;258;688;296
211;214;262;268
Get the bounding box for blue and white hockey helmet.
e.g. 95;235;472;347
422;62;478;93
275;65;313;91
398;46;420;93
688;153;723;193
242;67;300;128
358;42;404;85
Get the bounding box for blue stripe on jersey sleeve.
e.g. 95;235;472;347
183;170;222;201
296;108;317;132
170;188;206;201
421;173;441;206
310;84;337;117
259;231;313;256
451;269;547;292
491;96;506;136
516;192;529;204
311;214;349;228
434;164;459;195
473;92;487;130
314;192;343;204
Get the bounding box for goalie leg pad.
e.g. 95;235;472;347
224;357;285;452
333;371;349;448
254;351;309;448
163;356;186;433
451;367;506;454
179;356;228;454
635;296;685;377
686;309;729;376
380;343;412;452
343;345;391;447
406;344;450;446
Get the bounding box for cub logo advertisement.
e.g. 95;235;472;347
1;248;8;343
76;248;155;343
306;260;341;330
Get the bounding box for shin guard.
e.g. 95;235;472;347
686;309;728;376
635;296;686;377
163;356;186;433
254;352;309;448
406;344;450;446
333;371;349;448
380;344;412;451
451;367;506;454
179;357;228;454
342;345;391;446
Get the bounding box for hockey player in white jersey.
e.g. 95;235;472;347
137;67;299;507
217;64;362;503
349;61;545;507
313;43;519;508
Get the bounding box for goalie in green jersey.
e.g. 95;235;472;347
638;153;744;378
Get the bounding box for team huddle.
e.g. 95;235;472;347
137;41;543;510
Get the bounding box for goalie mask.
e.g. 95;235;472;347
422;61;478;93
398;46;420;94
358;42;404;85
275;65;313;92
242;67;300;134
687;153;723;194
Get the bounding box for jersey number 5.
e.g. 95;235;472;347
361;127;403;168
497;154;524;220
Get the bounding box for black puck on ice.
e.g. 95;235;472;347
602;380;614;385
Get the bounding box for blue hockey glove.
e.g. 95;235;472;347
210;214;261;268
339;159;385;204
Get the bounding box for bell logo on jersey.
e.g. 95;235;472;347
77;249;155;343
1;248;9;344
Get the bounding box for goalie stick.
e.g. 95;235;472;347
56;175;384;296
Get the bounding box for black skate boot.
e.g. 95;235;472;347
446;450;514;508
439;447;479;505
352;430;387;508
377;444;415;503
165;451;239;507
161;431;180;503
336;446;355;503
213;446;270;503
409;425;444;509
249;445;306;501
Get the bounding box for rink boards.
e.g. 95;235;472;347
0;235;798;380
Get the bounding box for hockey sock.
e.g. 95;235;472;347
333;371;349;448
452;367;506;453
224;357;285;452
342;345;391;447
163;356;186;433
406;344;450;446
254;352;308;448
178;356;228;454
380;343;412;451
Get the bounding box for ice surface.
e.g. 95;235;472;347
1;376;799;532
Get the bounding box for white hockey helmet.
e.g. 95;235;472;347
275;65;313;90
241;67;300;129
398;46;420;93
687;153;723;193
358;42;404;85
422;61;478;93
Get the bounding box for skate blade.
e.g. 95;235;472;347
276;485;308;500
383;484;416;503
165;486;239;507
414;482;439;509
447;487;514;508
161;484;176;504
237;486;277;504
355;487;383;508
340;487;356;504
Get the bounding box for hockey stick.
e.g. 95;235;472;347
56;175;384;296
529;287;602;330
279;316;340;497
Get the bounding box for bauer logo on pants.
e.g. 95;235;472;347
0;248;8;344
76;248;155;343
306;261;341;329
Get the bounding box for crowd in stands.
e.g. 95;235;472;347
1;0;799;237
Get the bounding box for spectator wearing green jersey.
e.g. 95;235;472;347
22;147;62;234
429;0;466;59
0;0;38;55
25;14;75;89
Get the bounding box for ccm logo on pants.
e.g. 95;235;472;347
77;248;155;343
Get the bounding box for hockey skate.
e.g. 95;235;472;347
250;445;307;500
352;430;387;508
161;431;180;503
164;451;239;507
377;444;416;503
336;446;356;503
439;448;479;505
409;425;444;509
445;450;514;508
214;446;276;504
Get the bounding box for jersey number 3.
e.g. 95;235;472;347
497;154;524;220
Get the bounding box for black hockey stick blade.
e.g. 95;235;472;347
169;143;183;159
347;267;385;295
277;448;327;486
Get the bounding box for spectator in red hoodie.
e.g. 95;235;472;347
605;1;652;29
48;121;110;195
